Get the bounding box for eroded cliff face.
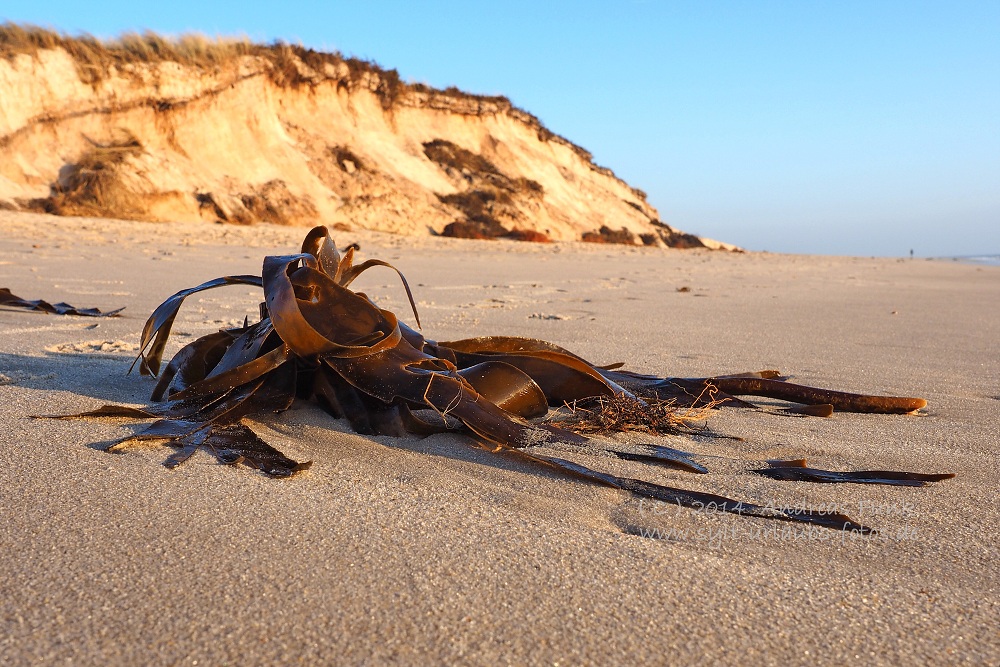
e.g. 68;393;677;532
0;35;731;248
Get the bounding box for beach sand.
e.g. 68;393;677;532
1;210;997;665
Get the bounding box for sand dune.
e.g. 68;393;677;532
0;30;726;248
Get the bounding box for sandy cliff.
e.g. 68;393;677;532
0;28;732;247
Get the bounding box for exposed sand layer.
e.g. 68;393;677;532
1;211;997;665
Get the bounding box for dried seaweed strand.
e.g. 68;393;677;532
545;392;719;436
1;287;123;317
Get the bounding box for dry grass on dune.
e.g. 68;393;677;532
0;23;605;165
0;23;255;83
32;130;148;219
0;23;494;111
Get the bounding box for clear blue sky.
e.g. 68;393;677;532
4;1;998;257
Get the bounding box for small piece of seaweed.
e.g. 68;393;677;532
1;287;123;317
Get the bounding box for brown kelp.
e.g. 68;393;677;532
1;287;124;317
55;226;953;534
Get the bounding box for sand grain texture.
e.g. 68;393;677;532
0;211;997;665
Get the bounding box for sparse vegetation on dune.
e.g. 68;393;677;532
650;221;706;249
582;226;637;245
329;145;366;173
504;228;552;243
0;23;616;168
0;23;256;84
423;139;504;178
424;138;554;242
0;23;455;110
580;223;709;248
440;219;508;240
30;130;147;219
0;25;496;113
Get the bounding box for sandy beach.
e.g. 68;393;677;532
1;210;997;665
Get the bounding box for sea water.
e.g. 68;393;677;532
937;255;1000;267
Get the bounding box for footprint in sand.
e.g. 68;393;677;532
45;339;140;354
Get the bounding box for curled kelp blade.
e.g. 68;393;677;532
201;320;276;377
36;404;158;420
755;459;956;486
310;363;443;438
263;253;403;358
311;363;412;437
300;225;421;328
439;338;636;406
439;336;602;365
511;450;872;533
339;258;421;329
611;445;709;474
156;321;291;405
133;275;264;376
397;358;585;448
192;360;298;425
1;287;124;317
151;330;236;401
457;361;549;419
166;344;294;404
300;225;342;275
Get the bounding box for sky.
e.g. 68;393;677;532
3;1;998;257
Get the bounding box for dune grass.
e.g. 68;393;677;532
0;23;615;172
1;23;487;112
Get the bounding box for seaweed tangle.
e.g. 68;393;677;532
51;226;954;534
